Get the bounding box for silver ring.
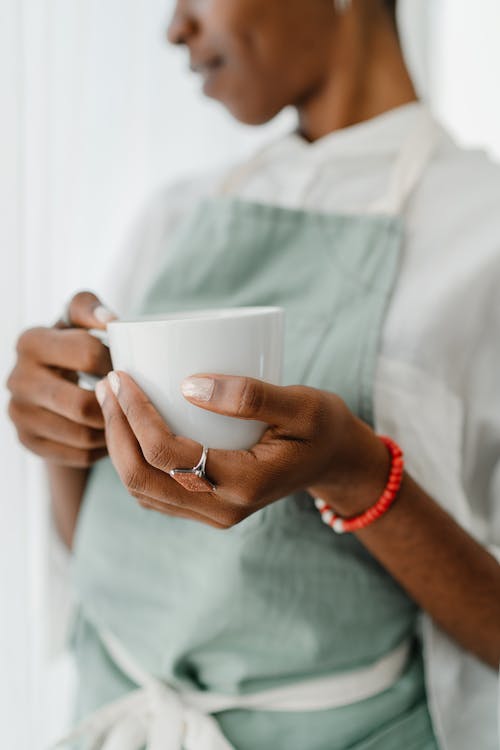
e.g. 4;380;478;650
169;445;216;493
193;445;209;476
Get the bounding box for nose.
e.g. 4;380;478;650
167;1;198;46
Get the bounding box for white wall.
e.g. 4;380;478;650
46;0;291;316
428;0;500;160
0;1;48;747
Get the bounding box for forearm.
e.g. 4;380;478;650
313;428;500;671
46;462;89;551
357;472;500;669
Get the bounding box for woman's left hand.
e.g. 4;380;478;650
95;371;389;527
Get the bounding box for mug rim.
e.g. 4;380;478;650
107;306;284;327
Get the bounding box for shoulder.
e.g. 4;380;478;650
385;127;500;387
398;125;500;317
96;167;226;315
412;129;500;270
134;167;226;233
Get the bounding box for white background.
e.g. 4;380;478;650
1;1;499;746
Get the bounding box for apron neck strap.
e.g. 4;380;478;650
367;106;439;216
217;105;440;216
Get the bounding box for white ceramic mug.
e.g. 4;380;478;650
81;307;284;450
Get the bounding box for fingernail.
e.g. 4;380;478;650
95;380;107;406
94;305;117;324
181;377;215;402
108;371;121;397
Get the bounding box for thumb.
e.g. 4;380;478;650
57;290;118;330
181;374;306;430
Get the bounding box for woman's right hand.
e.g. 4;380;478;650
5;291;117;468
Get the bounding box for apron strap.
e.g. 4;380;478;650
367;106;439;215
50;627;411;749
98;627;411;712
215;143;274;197
217;105;439;217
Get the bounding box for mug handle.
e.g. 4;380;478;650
77;328;111;391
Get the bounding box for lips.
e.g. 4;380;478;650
189;56;224;75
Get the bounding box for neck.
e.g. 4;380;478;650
296;7;418;142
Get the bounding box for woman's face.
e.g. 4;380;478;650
167;0;338;124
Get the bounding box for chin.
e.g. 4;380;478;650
222;97;285;126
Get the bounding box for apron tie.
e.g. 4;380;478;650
51;626;411;750
51;679;236;750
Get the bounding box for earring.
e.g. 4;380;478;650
334;0;352;13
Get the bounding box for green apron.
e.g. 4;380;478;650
69;113;439;749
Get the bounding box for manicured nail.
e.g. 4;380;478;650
108;371;121;397
181;377;215;402
94;305;117;324
95;380;107;406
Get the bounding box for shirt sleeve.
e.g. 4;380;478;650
374;221;500;750
94;173;218;318
461;253;500;560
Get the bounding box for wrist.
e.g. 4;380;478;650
307;417;391;517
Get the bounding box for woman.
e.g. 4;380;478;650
6;1;500;748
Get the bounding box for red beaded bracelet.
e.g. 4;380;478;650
314;436;404;534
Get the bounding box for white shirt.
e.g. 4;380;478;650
97;102;500;749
